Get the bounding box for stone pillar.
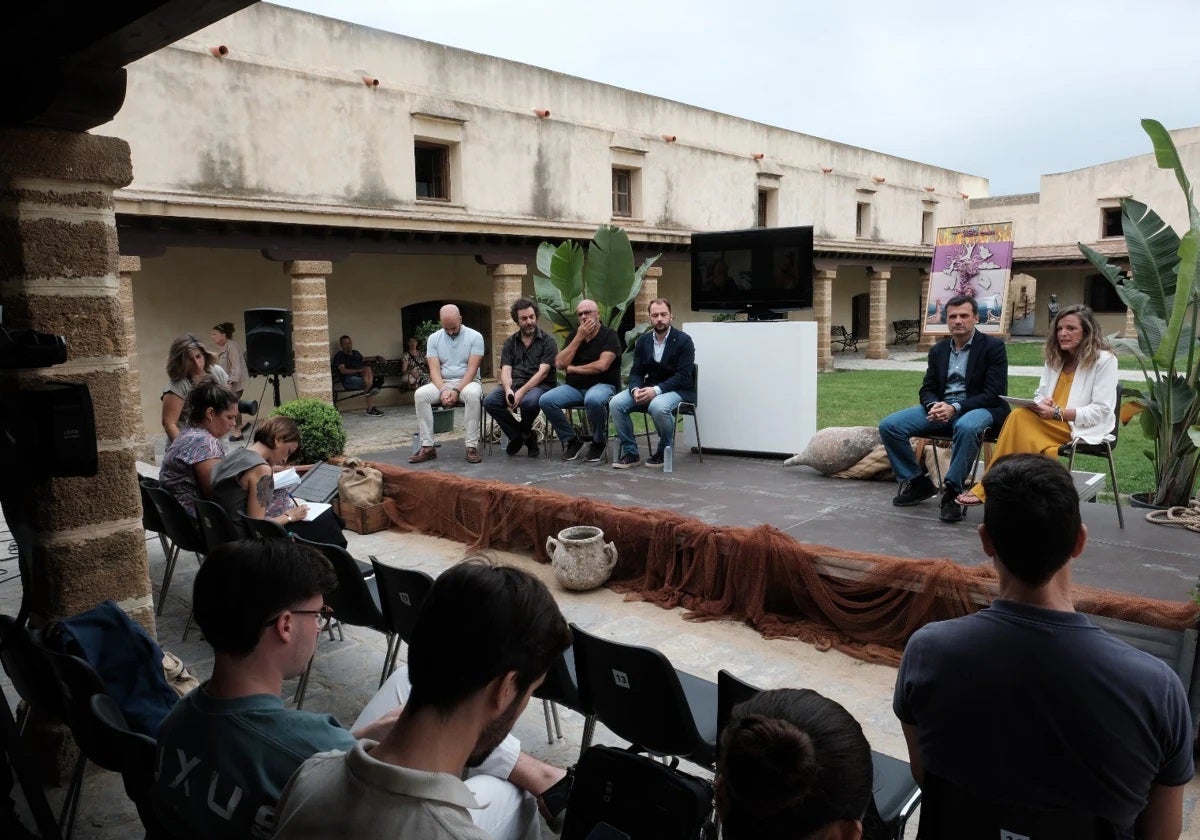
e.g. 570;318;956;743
0;128;154;633
119;256;153;464
285;260;333;402
634;265;663;321
867;268;890;360
490;264;527;376
814;268;836;372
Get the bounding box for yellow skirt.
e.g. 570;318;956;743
969;407;1071;500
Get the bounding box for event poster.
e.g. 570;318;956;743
924;222;1014;335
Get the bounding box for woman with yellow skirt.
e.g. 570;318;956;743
957;304;1118;506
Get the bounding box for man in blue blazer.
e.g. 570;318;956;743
879;295;1009;522
610;298;696;468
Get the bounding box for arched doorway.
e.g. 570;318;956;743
401;300;494;378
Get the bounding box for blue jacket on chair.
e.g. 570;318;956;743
627;328;697;403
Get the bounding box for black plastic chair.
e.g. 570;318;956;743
369;558;434;678
532;646;595;747
146;487;206;623
238;511;291;541
628;364;703;462
716;669;921;840
41;647;107;840
571;624;717;768
138;477;174;563
88;694;173;839
194;500;241;554
1059;383;1125;528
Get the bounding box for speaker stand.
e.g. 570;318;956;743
247;373;298;443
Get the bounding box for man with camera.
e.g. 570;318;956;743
483;298;558;457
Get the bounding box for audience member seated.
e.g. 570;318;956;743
333;334;385;417
161;333;230;442
410;304;486;465
609;298;695;469
957;304;1117;506
894;454;1193;837
210;415;347;548
153;542;568;840
718;688;873;840
159;377;239;517
274;559;572;840
538;298;622;463
483;296;557;457
401;335;430;390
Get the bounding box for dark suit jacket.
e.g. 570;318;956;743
918;330;1009;428
628;328;696;403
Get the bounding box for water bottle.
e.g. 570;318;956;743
411;433;420;454
663;444;673;473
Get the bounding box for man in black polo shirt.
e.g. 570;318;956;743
538;298;622;462
483;297;558;457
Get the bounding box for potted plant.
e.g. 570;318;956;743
1080;119;1200;510
272;397;347;464
413;318;455;433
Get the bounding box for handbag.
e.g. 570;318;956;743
338;457;383;506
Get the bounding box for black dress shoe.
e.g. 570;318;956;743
893;473;936;506
939;490;965;523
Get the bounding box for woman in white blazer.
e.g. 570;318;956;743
958;304;1118;505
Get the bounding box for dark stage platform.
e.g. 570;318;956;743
364;440;1200;606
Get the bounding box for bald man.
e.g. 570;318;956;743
411;305;486;464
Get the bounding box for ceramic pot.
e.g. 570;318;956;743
545;525;617;591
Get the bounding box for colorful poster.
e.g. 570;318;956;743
924;222;1014;335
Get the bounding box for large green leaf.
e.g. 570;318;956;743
584;225;637;322
1120;199;1180;324
1143;118;1200;231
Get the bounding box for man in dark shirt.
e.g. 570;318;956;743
538;298;622;463
332;335;385;417
483;297;558;457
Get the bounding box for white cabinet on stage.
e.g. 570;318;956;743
681;320;818;457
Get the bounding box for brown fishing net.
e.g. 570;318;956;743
374;462;1197;666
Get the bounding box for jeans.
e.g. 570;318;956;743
539;383;616;444
878;404;994;492
610;389;684;456
482;385;549;443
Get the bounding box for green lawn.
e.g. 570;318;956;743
1004;339;1161;371
817;369;1154;500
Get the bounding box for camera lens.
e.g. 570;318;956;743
238;398;258;416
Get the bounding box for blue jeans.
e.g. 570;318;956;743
482;385;549;442
539;383;616;444
610;389;684;457
878;405;994;492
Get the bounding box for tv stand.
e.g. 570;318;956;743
740;309;787;322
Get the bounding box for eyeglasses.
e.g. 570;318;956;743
576;308;597;316
264;604;334;631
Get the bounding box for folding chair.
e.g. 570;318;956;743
369;558;434;680
571;624;717;768
1059;383;1124;528
145;487;206;624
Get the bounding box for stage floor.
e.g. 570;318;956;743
363;441;1200;605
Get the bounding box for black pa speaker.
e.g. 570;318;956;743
244;308;294;376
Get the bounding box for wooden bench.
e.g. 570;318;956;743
893;319;920;344
331;358;410;405
830;325;859;352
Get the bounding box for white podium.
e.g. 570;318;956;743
681;321;818;457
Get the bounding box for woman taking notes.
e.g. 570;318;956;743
957;304;1118;506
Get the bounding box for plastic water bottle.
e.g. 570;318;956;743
411;433;420;454
663;444;673;473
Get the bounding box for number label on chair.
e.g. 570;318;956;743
611;669;630;689
399;592;411;607
1000;832;1031;840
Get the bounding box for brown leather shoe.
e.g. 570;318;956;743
408;446;437;464
465;447;482;464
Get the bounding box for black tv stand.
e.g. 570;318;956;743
740;309;786;322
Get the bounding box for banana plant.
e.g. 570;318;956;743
1080;118;1200;508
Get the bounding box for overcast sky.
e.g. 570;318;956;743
274;0;1199;195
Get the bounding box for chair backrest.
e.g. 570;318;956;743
571;624;710;762
294;537;387;633
41;646;109;759
146;486;206;554
533;646;585;712
1084;612;1197;688
238;511;291;541
716;668;760;739
139;477;167;534
89;694;173;839
194;499;241;553
1110;382;1122;446
0;614;62;719
369;558;434;643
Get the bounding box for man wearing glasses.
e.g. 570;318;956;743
538;298;623;462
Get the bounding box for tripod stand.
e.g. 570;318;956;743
246;372;298;440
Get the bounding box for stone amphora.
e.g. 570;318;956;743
545;525;618;591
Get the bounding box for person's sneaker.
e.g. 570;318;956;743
585;441;606;462
365;407;384;417
505;436;524;456
561;438;584;461
525;433;540;458
645;452;664;468
939;489;964;523
892;473;936;506
613;452;640;469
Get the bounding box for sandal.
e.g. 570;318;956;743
955;491;983;507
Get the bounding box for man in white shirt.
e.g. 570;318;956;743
411;304;486;464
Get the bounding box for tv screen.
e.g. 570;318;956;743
690;226;814;314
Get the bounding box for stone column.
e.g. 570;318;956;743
867;268;890;360
490;264;527;376
634;265;663;321
285;260;333;402
813;268;836;372
119;256;153;464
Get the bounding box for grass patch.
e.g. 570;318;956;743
1004;339;1160;371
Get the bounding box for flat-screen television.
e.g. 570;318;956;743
690;225;814;316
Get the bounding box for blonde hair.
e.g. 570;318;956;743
166;334;219;382
1043;304;1111;369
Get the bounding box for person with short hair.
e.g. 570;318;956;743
483;297;557;457
159;377;239;516
877;295;1009;523
333;334;385;417
894;454;1193;837
538;299;622;463
718;688;873;840
609;298;695;469
161;333;230;441
274;559;572;840
411;304;487;464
